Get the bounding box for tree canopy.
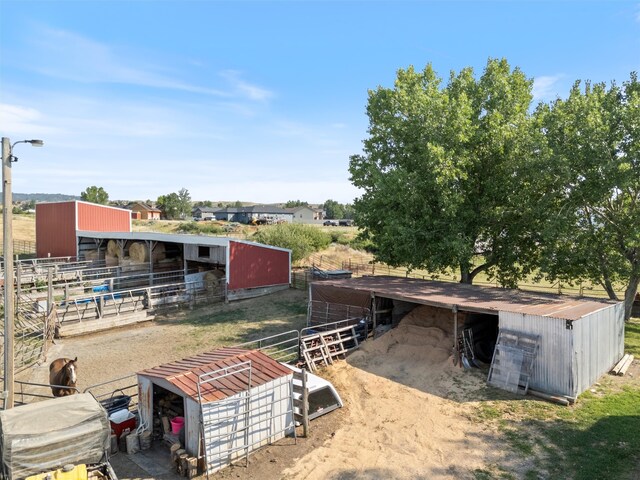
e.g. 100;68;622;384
537;74;640;319
349;58;539;285
157;188;192;220
80;186;109;205
284;200;309;208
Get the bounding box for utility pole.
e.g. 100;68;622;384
2;137;43;409
2;137;15;409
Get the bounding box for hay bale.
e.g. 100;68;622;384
129;242;148;263
129;242;166;263
84;249;100;261
107;240;120;257
204;270;225;289
105;254;118;267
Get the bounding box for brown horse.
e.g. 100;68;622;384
49;357;78;397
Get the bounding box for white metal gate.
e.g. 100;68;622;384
197;361;296;476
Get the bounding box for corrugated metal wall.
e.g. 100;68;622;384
499;312;575;397
228;241;290;290
499;303;624;398
35;202;77;258
573;303;625;395
77;202;131;232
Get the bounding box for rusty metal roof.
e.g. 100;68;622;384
312;276;619;321
137;347;292;403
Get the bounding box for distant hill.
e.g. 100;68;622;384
12;193;80;202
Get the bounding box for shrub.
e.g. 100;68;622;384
177;221;224;235
254;224;331;263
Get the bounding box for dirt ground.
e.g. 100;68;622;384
20;290;638;480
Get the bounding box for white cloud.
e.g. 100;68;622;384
220;70;274;101
532;75;564;102
28;27;228;96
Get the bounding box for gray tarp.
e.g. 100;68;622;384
0;393;110;480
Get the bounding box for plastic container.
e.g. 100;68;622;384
109;409;137;439
100;394;131;416
170;416;184;434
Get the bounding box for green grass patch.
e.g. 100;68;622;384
540;386;640;480
624;317;640;356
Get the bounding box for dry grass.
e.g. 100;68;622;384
0;213;36;243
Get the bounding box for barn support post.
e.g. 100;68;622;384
147;241;155;286
183;250;188;282
302;369;309;437
371;292;377;336
452;305;459;364
47;267;53;315
117;240;126;259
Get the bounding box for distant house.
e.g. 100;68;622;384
287;206;316;224
214;205;293;224
130;202;161;220
192;206;220;220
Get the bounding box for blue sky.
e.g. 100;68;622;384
1;1;638;204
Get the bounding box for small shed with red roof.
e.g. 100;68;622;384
137;347;295;474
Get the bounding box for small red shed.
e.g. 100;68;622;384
36;201;131;258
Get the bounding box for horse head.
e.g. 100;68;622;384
67;357;78;385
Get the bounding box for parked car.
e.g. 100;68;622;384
323;220;338;226
339;219;354;227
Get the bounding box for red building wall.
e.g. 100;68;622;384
77;202;131;232
36;202;77;258
36;201;131;259
228;241;290;290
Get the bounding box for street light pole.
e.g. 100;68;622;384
1;137;13;409
2;137;43;409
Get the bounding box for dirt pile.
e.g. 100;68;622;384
282;305;500;480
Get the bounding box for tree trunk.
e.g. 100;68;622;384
459;261;492;284
623;274;639;321
601;278;619;301
460;268;472;284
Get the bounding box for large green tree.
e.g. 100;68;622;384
537;74;640;320
323;199;344;220
80;186;109;205
349;58;539;285
157;188;191;220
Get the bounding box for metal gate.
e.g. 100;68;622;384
197;361;296;476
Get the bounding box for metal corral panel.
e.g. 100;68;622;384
228;241;290;290
572;303;625;395
36;202;77;258
498;312;575;397
202;374;293;474
76;201;131;232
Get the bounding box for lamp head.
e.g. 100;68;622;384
27;140;44;147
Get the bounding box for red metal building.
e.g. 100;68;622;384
36;201;131;258
228;241;290;291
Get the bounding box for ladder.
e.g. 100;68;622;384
487;329;539;395
300;325;360;372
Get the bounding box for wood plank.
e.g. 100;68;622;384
618;355;634;376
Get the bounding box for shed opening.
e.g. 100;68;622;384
153;385;186;446
461;313;499;367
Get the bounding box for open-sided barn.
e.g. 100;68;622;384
310;276;625;400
